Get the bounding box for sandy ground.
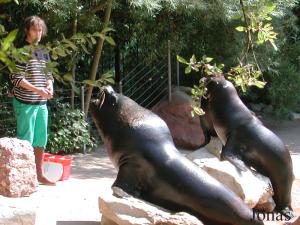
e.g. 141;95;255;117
1;118;300;225
0;148;117;225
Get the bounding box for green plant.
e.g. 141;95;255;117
268;59;300;118
177;54;266;116
47;100;98;154
0;80;15;137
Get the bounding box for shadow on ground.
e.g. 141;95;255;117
70;147;117;180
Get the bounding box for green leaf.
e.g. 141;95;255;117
81;43;90;54
105;78;115;84
257;32;264;44
90;36;97;45
265;3;276;14
2;29;18;51
93;32;105;40
92;32;101;37
101;71;113;79
56;46;67;57
217;63;225;70
105;36;116;46
190;54;197;64
0;24;5;34
231;14;241;20
177;55;188;65
193;106;204;116
235;26;246;32
0;0;12;3
101;27;115;33
185;65;192;74
62;39;78;50
204;57;213;63
82;79;98;86
254;81;266;88
63;73;73;82
265;16;272;21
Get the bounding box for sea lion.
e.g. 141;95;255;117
200;76;294;217
90;86;263;225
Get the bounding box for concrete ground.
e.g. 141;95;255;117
1;118;300;225
0;148;117;225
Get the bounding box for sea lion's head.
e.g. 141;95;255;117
90;85;121;136
90;85;159;140
200;76;236;101
93;85;118;110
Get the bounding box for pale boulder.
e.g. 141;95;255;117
99;188;203;225
186;147;275;212
0;137;38;197
0;205;36;225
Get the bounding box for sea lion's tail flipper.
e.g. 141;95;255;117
277;206;295;221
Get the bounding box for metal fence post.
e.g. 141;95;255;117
81;85;86;154
119;80;123;94
168;40;172;103
81;86;85;116
177;60;180;87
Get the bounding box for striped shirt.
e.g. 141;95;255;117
10;44;54;105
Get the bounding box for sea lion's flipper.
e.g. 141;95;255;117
112;166;143;198
220;137;248;172
277;206;295;221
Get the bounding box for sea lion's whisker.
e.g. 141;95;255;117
98;90;105;109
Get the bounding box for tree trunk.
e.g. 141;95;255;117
84;0;113;115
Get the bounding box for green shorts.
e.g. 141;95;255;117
13;98;48;148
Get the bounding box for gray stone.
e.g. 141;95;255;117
262;104;273;114
0;137;38;197
289;112;300;121
0;205;36;225
99;191;203;225
249;103;265;112
186;146;275;212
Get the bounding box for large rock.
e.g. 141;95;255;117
186;147;275;212
0;205;36;225
151;86;205;150
0;137;38;197
99;189;203;225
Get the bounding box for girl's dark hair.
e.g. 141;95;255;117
25;16;47;37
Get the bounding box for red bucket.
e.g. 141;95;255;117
44;153;72;181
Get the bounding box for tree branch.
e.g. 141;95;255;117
84;0;113;115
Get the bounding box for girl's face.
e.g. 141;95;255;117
26;24;43;44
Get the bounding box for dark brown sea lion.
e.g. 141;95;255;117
90;86;263;225
200;76;294;218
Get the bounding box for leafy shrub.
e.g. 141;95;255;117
268;59;300;118
47;100;98;154
0;80;16;137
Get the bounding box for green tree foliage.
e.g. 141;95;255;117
0;0;115;87
1;0;300;119
0;0;115;151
